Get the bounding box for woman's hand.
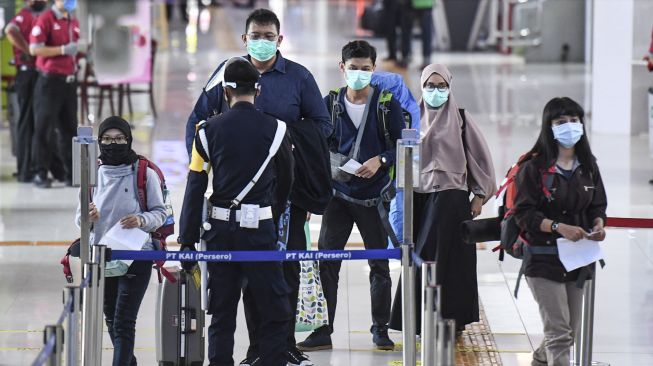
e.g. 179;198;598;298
120;214;142;229
470;196;483;218
587;223;606;242
557;223;588;242
89;203;100;222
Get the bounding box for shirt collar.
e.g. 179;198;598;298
554;158;581;175
246;51;286;74
231;101;256;110
52;6;66;20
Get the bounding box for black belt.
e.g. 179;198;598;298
39;71;75;83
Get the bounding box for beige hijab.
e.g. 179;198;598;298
417;64;496;200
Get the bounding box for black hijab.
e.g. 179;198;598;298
98;116;139;166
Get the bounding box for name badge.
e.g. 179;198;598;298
240;204;260;229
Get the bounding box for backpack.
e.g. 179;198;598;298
493;154;556;261
60;156;176;284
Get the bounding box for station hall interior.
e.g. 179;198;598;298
1;0;653;365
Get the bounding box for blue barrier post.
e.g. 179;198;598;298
81;261;97;365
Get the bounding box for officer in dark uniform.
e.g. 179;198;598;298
29;0;80;188
178;58;294;366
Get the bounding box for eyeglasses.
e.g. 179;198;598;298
424;82;449;92
100;136;128;145
246;33;278;42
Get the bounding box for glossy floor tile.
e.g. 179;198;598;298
1;1;653;365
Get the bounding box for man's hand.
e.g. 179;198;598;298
89;203;100;223
557;223;589;242
180;244;198;272
470;196;483;218
120;214;142;229
355;156;382;179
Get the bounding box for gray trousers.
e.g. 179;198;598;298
526;276;583;366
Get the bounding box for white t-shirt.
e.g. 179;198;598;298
344;97;366;129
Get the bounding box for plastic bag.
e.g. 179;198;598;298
295;222;329;332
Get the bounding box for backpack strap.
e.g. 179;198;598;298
328;88;342;129
376;90;394;150
231;120;287;208
134;157;149;212
541;165;557;202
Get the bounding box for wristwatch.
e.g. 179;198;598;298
379;155;388;167
551;221;559;233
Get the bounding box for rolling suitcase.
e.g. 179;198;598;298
156;267;205;366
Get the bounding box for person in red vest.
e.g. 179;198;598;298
29;0;80;188
5;0;47;182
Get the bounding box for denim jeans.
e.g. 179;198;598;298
103;260;152;366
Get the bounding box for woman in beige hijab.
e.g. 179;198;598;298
390;64;496;332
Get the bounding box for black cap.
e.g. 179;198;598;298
98;116;132;142
223;57;260;88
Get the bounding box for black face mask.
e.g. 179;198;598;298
30;1;47;12
99;143;134;166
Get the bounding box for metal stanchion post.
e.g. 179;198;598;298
45;325;64;366
434;285;443;366
422;262;437;366
64;286;80;366
443;319;456;366
92;245;106;366
73;126;97;364
574;278;609;366
81;262;97;365
400;133;417;366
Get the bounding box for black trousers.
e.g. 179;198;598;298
318;197;392;333
32;74;77;181
205;219;291;366
400;7;433;61
383;0;403;60
243;203;306;357
14;68;38;181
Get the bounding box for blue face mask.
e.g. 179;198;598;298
247;39;277;62
63;0;77;12
422;88;449;108
344;70;373;91
552;122;584;148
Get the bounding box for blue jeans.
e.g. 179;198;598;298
103;261;152;366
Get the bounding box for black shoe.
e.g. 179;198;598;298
286;347;314;365
33;175;52;189
371;325;395;351
296;330;333;352
238;356;262;366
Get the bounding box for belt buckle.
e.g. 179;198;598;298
65;75;75;83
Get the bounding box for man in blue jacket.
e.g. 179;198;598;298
185;9;329;366
297;40;404;352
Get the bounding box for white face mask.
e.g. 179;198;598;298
552;122;584;148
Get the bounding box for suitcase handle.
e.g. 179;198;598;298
180;307;197;334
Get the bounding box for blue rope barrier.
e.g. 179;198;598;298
56;298;73;326
110;248;402;262
411;251;424;268
31;334;56;366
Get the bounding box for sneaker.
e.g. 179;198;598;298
371;325;395;351
33;175;52;189
239;356;262;366
296;331;332;352
286;347;314;366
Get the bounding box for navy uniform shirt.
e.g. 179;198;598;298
328;86;404;200
178;102;294;245
185;51;331;154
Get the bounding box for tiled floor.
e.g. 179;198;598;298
2;1;653;365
